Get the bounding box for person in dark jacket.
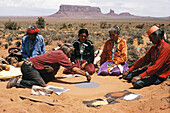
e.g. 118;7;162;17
63;29;95;76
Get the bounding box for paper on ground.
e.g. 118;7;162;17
63;74;83;78
122;93;144;101
31;85;53;96
31;85;70;96
46;85;70;95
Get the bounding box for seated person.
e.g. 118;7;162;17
98;26;128;76
20;25;46;59
122;26;170;89
7;43;91;89
63;29;95;76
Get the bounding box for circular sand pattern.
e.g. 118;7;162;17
75;82;100;88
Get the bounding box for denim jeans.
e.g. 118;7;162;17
125;68;165;89
20;61;54;88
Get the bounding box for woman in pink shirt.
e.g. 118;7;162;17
7;43;91;89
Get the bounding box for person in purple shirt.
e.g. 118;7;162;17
6;43;91;89
20;25;46;59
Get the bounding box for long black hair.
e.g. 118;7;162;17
78;29;89;37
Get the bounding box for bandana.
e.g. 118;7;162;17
27;25;39;34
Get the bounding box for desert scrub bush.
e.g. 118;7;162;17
100;22;107;29
45;38;52;45
79;23;86;28
6;35;13;42
15;41;21;47
127;38;134;45
18;30;25;34
68;24;73;28
127;45;140;67
4;43;9;49
36;17;45;28
93;41;104;51
60;23;67;29
133;33;144;45
136;24;144;29
137;36;144;45
8;41;12;46
4;20;19;30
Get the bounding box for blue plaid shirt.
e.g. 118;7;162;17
21;35;46;59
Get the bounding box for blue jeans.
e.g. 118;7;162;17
125;68;165;89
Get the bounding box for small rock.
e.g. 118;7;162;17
10;98;13;102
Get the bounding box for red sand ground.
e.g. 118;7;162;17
0;67;169;113
0;42;169;113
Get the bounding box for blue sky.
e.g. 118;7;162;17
0;0;169;17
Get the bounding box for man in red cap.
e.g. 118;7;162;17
122;26;170;89
20;25;46;59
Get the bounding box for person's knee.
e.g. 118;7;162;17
98;70;108;76
35;80;46;87
133;80;144;89
124;73;133;81
38;82;46;87
88;69;95;75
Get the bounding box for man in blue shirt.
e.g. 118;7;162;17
21;25;46;59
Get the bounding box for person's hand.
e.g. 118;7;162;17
81;62;87;69
122;71;129;79
86;75;91;82
44;65;54;73
131;76;141;86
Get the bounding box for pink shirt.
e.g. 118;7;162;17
28;50;74;72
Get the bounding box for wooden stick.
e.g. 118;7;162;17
19;95;65;107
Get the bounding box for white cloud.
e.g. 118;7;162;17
0;0;169;17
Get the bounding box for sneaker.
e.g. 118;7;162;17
6;77;19;89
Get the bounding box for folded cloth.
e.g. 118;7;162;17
104;90;132;98
83;98;119;107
